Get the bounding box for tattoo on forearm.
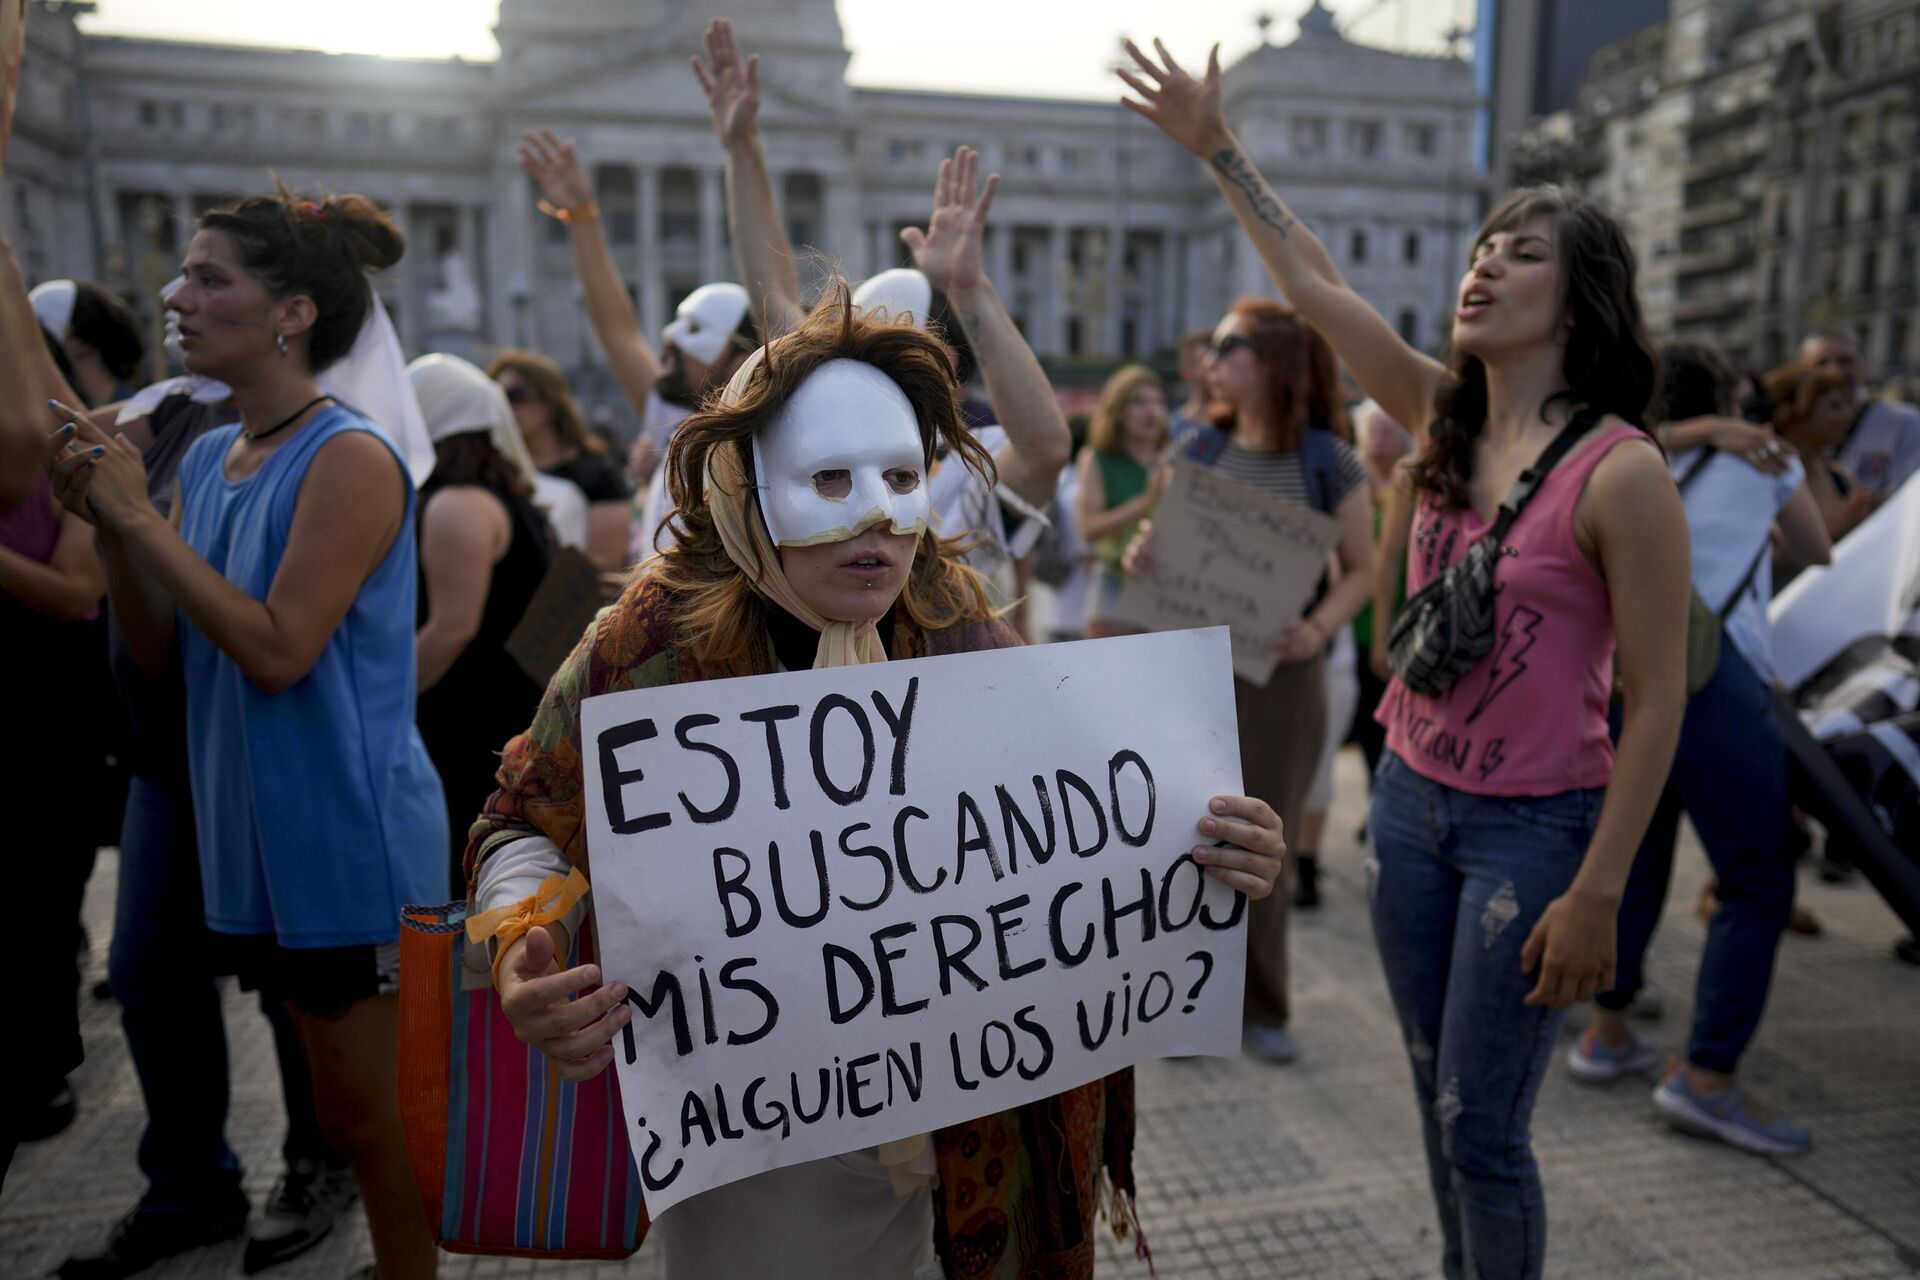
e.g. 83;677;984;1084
1210;148;1294;238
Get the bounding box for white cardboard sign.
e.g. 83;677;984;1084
1114;461;1341;686
580;628;1245;1215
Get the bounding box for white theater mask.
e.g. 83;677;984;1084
751;359;932;547
662;282;750;365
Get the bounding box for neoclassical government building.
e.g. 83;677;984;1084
5;0;1481;410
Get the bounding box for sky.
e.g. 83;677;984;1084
75;0;1476;99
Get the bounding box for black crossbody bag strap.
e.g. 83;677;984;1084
1485;407;1602;544
1718;537;1771;620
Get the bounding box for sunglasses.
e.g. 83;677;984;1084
502;384;537;406
1208;334;1255;360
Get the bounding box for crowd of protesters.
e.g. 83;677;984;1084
1;15;1916;1280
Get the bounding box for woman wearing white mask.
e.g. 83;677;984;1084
459;285;1290;1277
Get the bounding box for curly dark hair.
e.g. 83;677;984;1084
1656;340;1738;424
200;181;404;372
1411;186;1658;508
651;284;999;676
69;282;145;382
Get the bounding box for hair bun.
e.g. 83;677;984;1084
315;193;405;273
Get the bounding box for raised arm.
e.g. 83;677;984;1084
0;229;83;502
518;129;661;418
902;146;1071;508
694;19;802;337
1118;39;1444;436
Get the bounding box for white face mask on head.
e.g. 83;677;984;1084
750;359;932;547
661;282;750;366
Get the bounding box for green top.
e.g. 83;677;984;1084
1091;448;1151;570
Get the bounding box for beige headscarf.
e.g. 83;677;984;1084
701;344;936;1190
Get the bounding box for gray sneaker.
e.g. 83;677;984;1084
242;1160;357;1274
1245;1023;1298;1064
1653;1065;1811;1157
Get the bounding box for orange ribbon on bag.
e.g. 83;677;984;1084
465;867;592;984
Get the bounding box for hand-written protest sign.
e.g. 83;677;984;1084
580;628;1245;1215
1114;461;1341;687
506;546;603;687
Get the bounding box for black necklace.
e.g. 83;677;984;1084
242;394;333;442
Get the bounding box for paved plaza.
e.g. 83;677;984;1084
5;752;1918;1278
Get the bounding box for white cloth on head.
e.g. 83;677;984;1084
406;353;538;486
29;279;76;338
406;352;592;551
324;294;434;485
853;269;932;326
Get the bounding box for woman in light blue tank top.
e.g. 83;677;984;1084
51;188;443;1279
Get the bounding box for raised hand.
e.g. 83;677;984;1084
899;145;999;296
691;18;761;146
517;127;595;212
1116;38;1227;158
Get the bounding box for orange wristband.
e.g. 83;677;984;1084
466;866;591;984
537;199;599;225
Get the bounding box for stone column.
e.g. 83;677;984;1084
869;219;893;278
987;222;1012;294
1102;220;1125;356
699;167;726;283
399;202;426;357
823;162;861;280
501;163;538;350
466;204;489;340
637;163;664;339
1036;224;1064;358
171;191;194;255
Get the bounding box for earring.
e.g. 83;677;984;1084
276;332;288;357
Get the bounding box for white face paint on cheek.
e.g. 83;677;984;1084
751;359;932;548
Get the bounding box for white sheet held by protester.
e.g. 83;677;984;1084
1114;460;1341;686
1770;476;1920;692
581;628;1245;1215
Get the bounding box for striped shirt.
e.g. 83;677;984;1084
1210;437;1368;512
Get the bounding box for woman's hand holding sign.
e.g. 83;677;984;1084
498;925;633;1082
1192;794;1286;899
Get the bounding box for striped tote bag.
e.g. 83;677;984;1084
398;900;648;1258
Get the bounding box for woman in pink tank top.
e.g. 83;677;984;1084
1124;42;1691;1280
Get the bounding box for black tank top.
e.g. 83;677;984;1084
415;483;556;854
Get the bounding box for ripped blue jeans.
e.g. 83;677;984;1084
1367;751;1602;1280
